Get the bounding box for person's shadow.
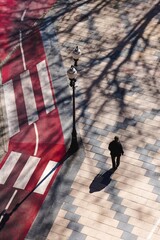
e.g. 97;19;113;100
89;168;115;193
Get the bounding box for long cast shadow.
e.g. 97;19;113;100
0;146;76;231
89;168;115;193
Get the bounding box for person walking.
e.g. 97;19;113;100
108;136;124;169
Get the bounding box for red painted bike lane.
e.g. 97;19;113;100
0;2;67;239
0;0;57;61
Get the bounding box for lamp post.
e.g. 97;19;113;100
67;65;78;153
72;46;81;67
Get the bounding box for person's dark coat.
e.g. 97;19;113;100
108;140;124;157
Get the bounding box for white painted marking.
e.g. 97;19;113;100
33;123;39;156
5;190;18;210
19;30;26;71
20;70;38;125
147;218;160;240
3;80;20;137
13;156;40;190
34;161;57;194
21;9;26;21
36;60;55;114
0;151;21;184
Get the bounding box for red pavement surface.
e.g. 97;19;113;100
0;0;57;60
0;1;67;239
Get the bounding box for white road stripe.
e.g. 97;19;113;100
37;60;55;114
0;151;21;184
19;30;26;71
20;70;38;125
33;123;39;156
5;190;18;210
34;161;57;194
21;9;26;21
13;156;41;190
3;80;20;137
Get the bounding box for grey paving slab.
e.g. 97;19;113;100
65;212;81;222
121;232;138;240
67;221;84;232
145;144;159;152
91;146;105;155
64;195;75;204
106;187;120;196
96;161;110;170
107;195;123;205
149;178;160;187
93;153;108;162
118;222;134;233
114;212;130;223
111;204;127;214
139;154;152;162
136;147;149;156
152;186;160;196
68;231;86;240
145;170;160;180
142;162;156;171
62;203;78;213
88;138;102;147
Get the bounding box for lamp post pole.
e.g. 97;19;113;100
67;65;78;153
72;46;81;67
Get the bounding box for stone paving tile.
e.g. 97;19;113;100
118;221;134;233
121;232;138;240
45;0;160;239
68;231;86;240
65;212;81;223
67;221;84;233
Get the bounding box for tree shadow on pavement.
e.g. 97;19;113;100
89;168;115;193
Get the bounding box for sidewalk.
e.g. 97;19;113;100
35;0;160;239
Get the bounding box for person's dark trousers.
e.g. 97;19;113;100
111;154;116;169
111;154;121;169
116;155;121;168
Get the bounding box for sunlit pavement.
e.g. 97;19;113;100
0;0;160;240
42;1;160;240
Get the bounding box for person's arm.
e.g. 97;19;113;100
120;143;124;155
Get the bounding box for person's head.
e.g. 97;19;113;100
114;136;119;142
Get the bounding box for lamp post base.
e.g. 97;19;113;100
68;129;79;154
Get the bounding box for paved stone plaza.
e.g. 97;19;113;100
0;0;160;239
45;0;160;240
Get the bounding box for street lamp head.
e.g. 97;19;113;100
72;46;81;61
67;65;77;80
